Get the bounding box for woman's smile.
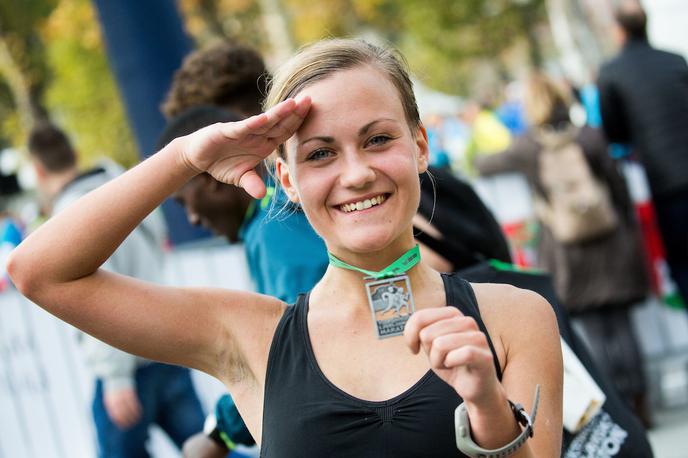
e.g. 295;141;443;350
336;193;389;213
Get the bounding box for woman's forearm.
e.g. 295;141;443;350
8;139;196;293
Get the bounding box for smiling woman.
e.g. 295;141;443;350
7;38;562;458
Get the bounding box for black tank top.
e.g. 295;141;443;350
261;273;502;457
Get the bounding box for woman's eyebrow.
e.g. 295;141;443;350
358;118;397;136
301;135;335;146
300;118;398;146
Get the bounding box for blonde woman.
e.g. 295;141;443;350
475;72;649;423
10;40;562;457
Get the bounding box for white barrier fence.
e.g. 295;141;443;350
0;242;252;458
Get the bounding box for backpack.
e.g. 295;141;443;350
534;128;618;243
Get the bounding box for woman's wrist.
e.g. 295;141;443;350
462;385;522;449
166;136;204;178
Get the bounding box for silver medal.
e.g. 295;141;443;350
365;275;415;339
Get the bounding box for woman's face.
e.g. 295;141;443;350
278;65;429;258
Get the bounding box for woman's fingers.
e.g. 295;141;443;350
418;312;479;354
241;97;311;138
404;306;463;354
239;170;267;199
261;96;312;143
427;331;489;370
406;307;492;373
443;345;494;370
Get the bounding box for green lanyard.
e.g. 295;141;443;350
327;245;421;280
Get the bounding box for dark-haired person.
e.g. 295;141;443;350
597;0;688;305
160;106;327;457
162;42;268;120
27;123;205;458
163;44;329;458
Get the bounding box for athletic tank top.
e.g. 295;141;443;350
261;273;502;457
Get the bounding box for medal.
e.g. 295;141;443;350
328;245;420;339
364;274;415;338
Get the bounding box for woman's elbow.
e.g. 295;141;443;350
7;245;43;298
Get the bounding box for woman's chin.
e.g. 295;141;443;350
331;230;406;258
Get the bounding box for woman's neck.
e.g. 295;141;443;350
327;235;418;273
312;257;442;316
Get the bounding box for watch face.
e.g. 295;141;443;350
203;413;218;435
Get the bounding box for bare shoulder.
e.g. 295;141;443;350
469;282;556;332
468;282;559;360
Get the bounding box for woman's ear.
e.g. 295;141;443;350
275;157;300;203
415;124;430;174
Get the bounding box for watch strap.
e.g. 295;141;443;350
455;385;540;458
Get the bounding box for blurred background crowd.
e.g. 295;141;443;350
1;0;687;457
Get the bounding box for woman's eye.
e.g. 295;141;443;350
367;135;392;147
307;149;332;161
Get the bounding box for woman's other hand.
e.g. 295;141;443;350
404;306;502;405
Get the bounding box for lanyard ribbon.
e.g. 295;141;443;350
327;245;421;280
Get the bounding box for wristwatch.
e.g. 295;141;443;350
455;385;540;458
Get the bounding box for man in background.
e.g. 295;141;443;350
28;123;205;458
598;0;688;304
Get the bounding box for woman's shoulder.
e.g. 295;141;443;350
468;282;558;340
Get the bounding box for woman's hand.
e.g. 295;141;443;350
404;306;502;406
179;97;312;198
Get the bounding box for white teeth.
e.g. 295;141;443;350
340;195;386;213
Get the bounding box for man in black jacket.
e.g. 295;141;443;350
598;0;688;305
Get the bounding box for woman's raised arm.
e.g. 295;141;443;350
7;97;311;379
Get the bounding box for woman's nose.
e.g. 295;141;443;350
339;152;376;189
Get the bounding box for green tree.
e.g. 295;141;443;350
41;0;137;168
0;0;55;142
178;0;548;96
0;0;136;168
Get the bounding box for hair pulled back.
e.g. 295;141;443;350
264;38;421;158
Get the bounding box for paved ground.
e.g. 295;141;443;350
648;405;688;458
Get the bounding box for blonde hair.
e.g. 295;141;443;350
524;72;571;127
264;38;421;158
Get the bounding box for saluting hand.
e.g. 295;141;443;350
178;97;312;198
404;306;501;406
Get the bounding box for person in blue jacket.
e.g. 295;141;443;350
158;105;327;458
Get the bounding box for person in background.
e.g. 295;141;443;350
156;105;328;457
475;72;651;425
10;38;563;457
162;42;328;457
461;99;512;175
162;41;267;120
496;81;528;136
414;166;511;272
597;0;688;305
27;123;205;458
